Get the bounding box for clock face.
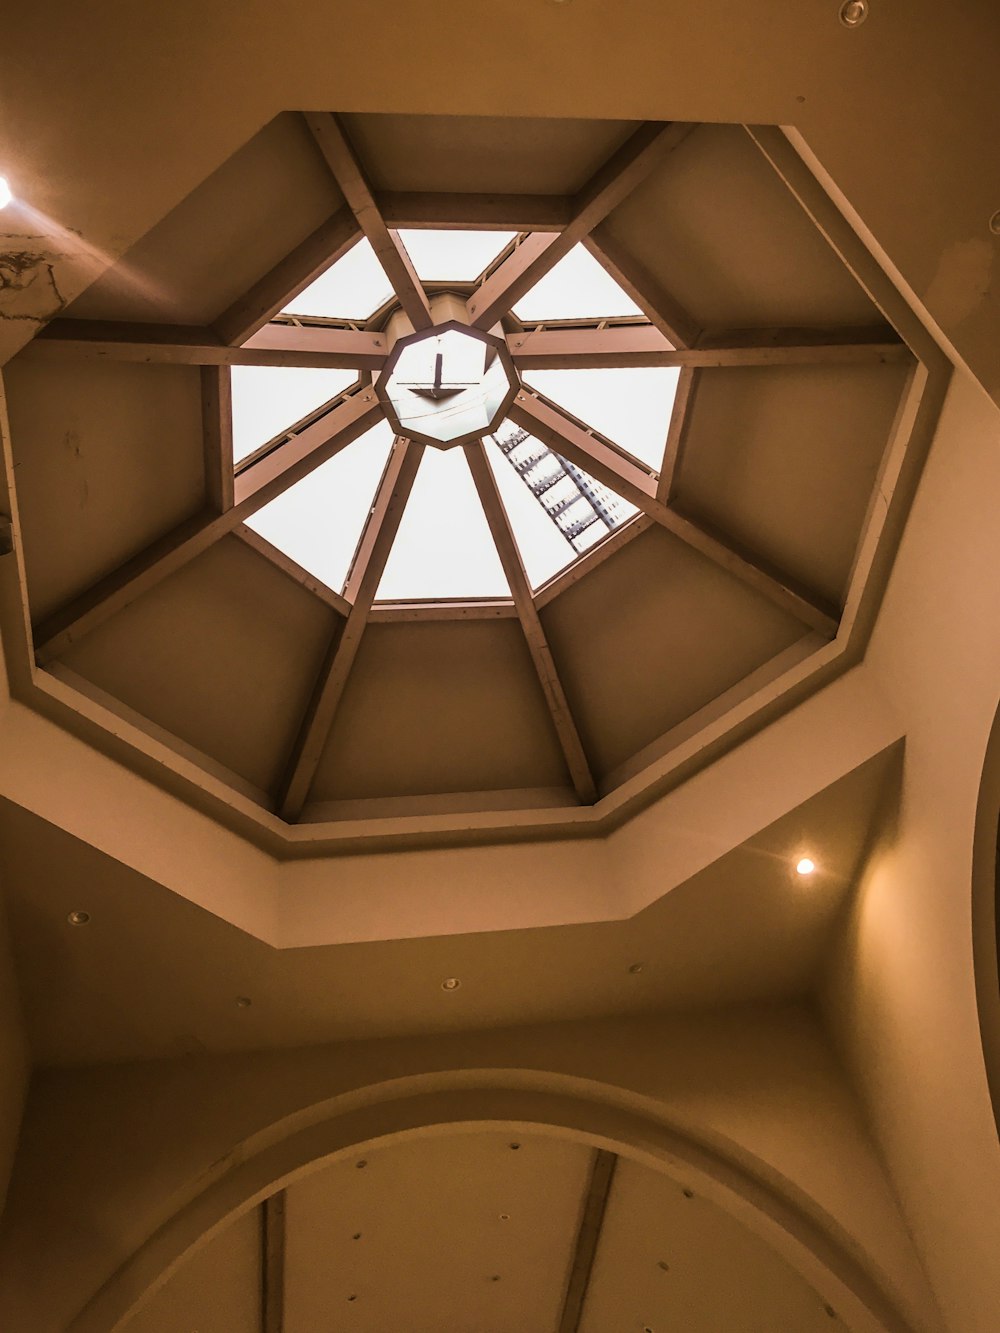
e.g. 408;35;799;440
378;323;519;448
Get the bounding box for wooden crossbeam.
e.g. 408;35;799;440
467;122;696;331
213;208;360;347
557;1150;617;1333
200;365;234;513
507;322;906;369
377;191;572;232
510;389;839;637
465;442;597;803
34;387;383;663
277;438;424;821
304;113;433;331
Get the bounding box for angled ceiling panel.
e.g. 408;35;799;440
64;112;346;325
673;359;911;605
603;123;881;332
57;534;338;794
309;619;571;806
4;357;204;622
340;113;638;195
540;526;807;777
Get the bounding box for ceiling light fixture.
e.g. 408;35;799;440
0;177;12;210
796;857;817;876
67;909;90;926
441;976;461;991
235;995;252;1008
989;210;1000;235
628;962;644;974
839;0;869;26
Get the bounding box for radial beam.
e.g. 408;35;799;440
277;438;423;822
656;367;697;503
465;442;597;803
467;121;696;331
510;389;839;637
557;1150;617;1333
34;387;383;664
304;112;433;331
507;322;906;369
213;207;361;347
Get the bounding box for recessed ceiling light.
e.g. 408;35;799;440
235;995;252;1008
67;910;90;926
839;0;869;26
0;177;12;210
796;857;817;876
628;962;644;974
989;210;1000;235
441;976;461;991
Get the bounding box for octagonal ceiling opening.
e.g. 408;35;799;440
376;321;519;449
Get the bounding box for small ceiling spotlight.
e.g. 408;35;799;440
628;962;644;975
0;177;12;210
989;209;1000;235
796;857;817;876
67;909;90;926
839;0;869;26
441;976;461;991
235;995;252;1008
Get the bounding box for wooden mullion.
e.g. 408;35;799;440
304;113;433;331
557;1151;618;1333
465;442;597;803
277;438;424;821
585;227;701;349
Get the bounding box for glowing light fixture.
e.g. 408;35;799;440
796;857;817;876
0;177;13;210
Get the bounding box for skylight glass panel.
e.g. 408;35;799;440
244;422;394;593
230;367;356;465
512;244;643;322
522;367;679;471
485;427;639;589
376;448;510;601
282;238;394;320
396;229;517;281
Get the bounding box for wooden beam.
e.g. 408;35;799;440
377;191;571;231
304;113;433;331
656;367;697;504
27;318;387;370
508;321;906;369
465;442;597;803
467;122;696;331
200;364;234;513
235;525;352;618
585;227;701;348
213;207;360;346
510;389;839;637
557;1150;617;1333
369;599;518;623
262;1192;285;1333
277;438;423;821
34;387;383;663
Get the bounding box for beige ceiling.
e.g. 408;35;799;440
119;1131;849;1332
2;746;897;1067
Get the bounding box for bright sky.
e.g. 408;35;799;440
234;231;668;599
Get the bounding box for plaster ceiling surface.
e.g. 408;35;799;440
119;1132;850;1332
0;106;941;855
1;748;896;1066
